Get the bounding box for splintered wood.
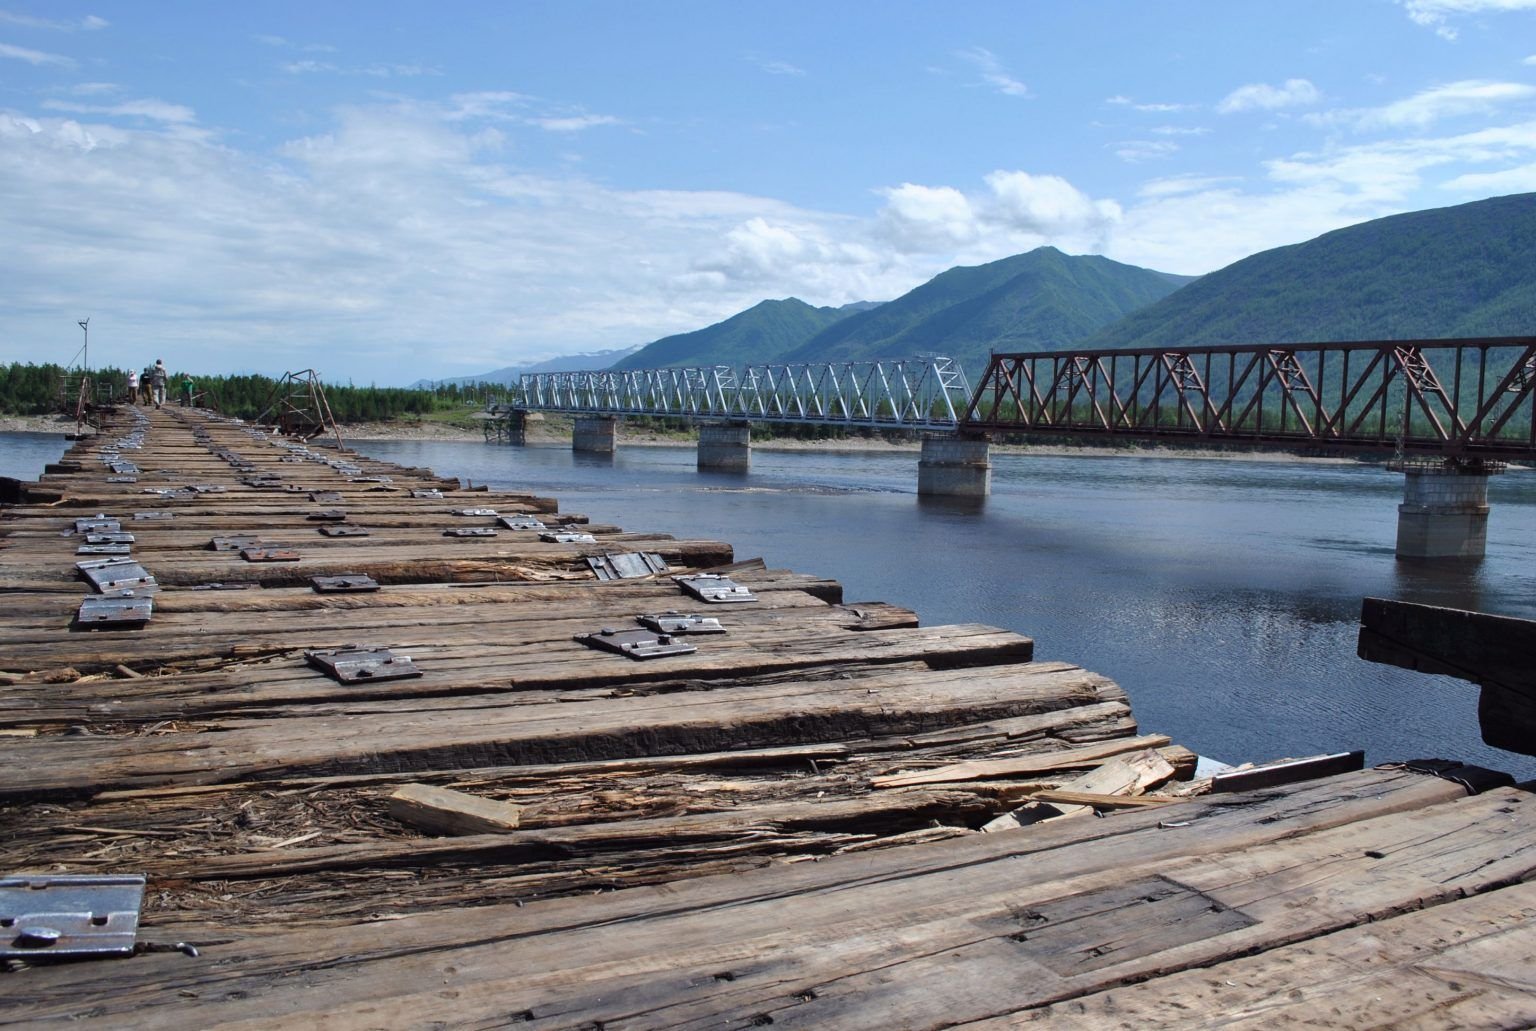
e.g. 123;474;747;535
3;406;1534;1029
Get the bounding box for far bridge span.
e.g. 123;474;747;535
501;336;1536;560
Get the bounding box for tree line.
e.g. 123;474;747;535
0;362;505;423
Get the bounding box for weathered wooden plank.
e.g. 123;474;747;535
386;783;523;835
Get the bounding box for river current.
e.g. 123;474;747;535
5;429;1533;778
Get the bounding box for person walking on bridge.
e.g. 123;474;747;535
126;368;140;405
149;359;168;409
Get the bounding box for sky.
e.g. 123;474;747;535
3;1;1536;385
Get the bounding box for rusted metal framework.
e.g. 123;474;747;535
521;355;970;432
255;369;344;450
963;336;1536;460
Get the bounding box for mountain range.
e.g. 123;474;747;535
436;191;1536;385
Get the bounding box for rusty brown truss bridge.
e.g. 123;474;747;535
960;336;1536;460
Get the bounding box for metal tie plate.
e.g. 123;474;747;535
74;516;120;534
241;548;301;562
540;531;596;544
77;559;156;594
348;475;390;484
307;509;348;522
587;552;670;581
318;524;370;537
444;527;498;538
452;507;498;517
188;484;227;494
674;573;758;604
187;582;259;591
411;489;444;499
498;515;546;531
309;491;344;503
77;544;131;556
77;595;153;628
636;611;727;634
305;646;422;683
86;533;135;544
0;874;147;959
132;511;174;521
210;535;262;552
574;627;698;660
311;574;380;594
105;476;138;484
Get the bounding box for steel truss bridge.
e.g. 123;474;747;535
519;355;970;432
964;336;1536;461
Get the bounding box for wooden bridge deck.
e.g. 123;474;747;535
3;406;1533;1028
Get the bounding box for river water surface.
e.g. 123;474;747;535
6;429;1533;778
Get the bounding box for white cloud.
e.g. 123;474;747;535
1400;0;1536;38
531;114;620;133
1356;79;1536;129
1218;78;1320;113
956;47;1029;97
0;41;75;66
877;183;978;250
1112;139;1180;162
1107;95;1194;113
0;10;107;31
1151;125;1210;136
985;171;1122;236
42;98;196;124
1440;160;1536;191
755;58;806;77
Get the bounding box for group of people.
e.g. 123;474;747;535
124;360;195;409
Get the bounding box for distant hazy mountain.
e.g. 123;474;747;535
778;247;1194;374
610;298;872;370
1085;192;1536;348
411;345;643;388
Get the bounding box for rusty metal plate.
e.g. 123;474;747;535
306;509;348;522
77;558;156;594
74;516;120;534
318;524;370;537
498;514;546;531
540;531;596;544
309;491;344;503
0;874;146;959
311;574;380;594
636;611;727;635
444;527;497;538
210;535;262;552
241;548;300;562
77;544;131;556
674;574;757;604
452;507;498;517
587;552;669;581
305;646;422;683
574;627;698;660
86;533;135;545
76;595;154;628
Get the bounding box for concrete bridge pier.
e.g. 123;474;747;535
1395;462;1493;560
698;421;750;471
918;434;991;497
573;415;618;454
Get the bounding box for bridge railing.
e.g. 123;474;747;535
521;355;971;432
962;337;1536;459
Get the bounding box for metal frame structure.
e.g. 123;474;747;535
962;336;1536;460
521;355;971;432
255;369;345;450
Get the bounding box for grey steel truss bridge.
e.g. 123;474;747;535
963;336;1536;461
519;355;971;432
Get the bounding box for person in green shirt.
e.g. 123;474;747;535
181;376;195;407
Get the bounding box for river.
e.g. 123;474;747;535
6;429;1534;778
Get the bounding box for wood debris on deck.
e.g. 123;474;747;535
3;405;1533;1029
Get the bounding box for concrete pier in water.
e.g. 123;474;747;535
917;434;991;497
573;415;618;454
1396;465;1491;560
697;421;751;471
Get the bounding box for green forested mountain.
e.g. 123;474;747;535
1085;192;1536;349
777;247;1193;374
610;298;868;370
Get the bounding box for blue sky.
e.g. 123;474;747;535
3;1;1536;385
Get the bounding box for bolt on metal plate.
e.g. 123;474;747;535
74;516;120;534
209;535;262;552
76;559;156;594
318;524;370;537
636;611;727;634
105;476;138;484
0;874;147;959
241;548;301;562
306;509;348;522
76;596;154;629
132;511;174;521
540;531;596;544
444;527;498;537
309;491;344;503
188;484;227;494
498;514;547;531
587;552;670;581
186;582;259;591
411;489;444;499
311;574;380;594
674;574;757;604
86;533;135;545
305;646;422;683
452;507;498;517
574;627;698;660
